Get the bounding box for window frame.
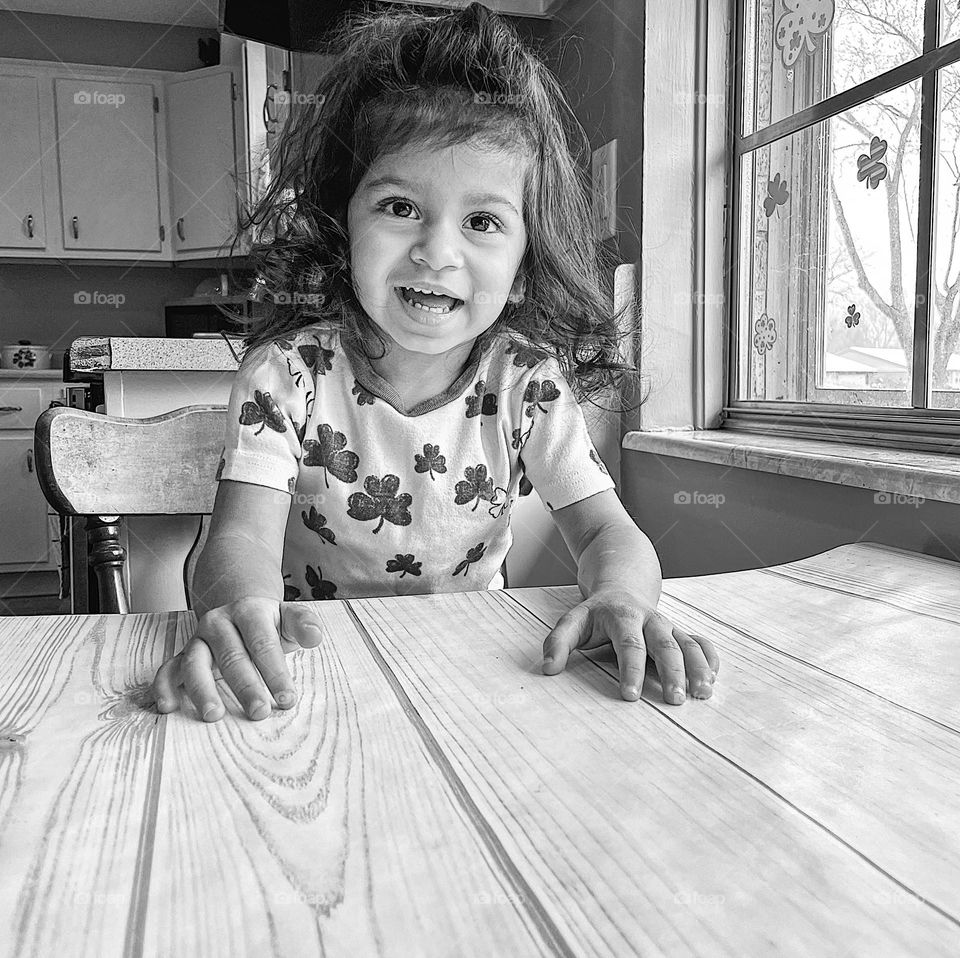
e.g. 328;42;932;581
724;0;960;453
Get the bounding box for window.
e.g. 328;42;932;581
728;0;960;449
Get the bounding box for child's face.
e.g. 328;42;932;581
347;140;527;357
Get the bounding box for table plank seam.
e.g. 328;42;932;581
756;568;960;628
502;594;960;929
342;599;578;958
122;613;178;958
632;698;960;927
661;593;960;737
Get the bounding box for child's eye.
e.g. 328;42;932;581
375;198;503;233
467;213;503;234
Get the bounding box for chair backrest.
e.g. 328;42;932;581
34;404;227;613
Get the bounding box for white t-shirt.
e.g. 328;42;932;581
217;323;616;600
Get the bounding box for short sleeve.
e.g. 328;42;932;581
219;340;310;495
515;356;616;512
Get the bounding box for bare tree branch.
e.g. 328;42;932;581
829;174;896;321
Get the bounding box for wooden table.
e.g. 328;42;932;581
1;542;958;957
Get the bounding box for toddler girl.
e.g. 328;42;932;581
149;2;719;722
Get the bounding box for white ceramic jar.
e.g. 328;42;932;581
1;341;53;369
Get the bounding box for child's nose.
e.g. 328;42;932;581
409;220;464;271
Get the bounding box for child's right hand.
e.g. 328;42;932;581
147;598;325;722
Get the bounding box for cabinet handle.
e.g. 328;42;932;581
0;406;24;413
26;449;33;474
176;217;185;241
25;214;34;239
72;216;79;240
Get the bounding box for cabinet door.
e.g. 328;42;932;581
165;69;239;256
0;75;47;250
0;435;49;566
54;78;162;253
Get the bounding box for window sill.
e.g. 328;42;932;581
621;429;960;505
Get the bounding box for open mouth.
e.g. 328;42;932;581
395;286;464;314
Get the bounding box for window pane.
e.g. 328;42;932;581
742;0;924;136
930;63;960;410
941;3;960;46
737;81;920;406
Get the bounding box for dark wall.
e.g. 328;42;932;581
622;450;960;577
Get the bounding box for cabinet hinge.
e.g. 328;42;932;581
231;80;237;101
154;96;159;113
159;224;165;242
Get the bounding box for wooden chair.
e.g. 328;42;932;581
34;403;532;614
34;405;226;614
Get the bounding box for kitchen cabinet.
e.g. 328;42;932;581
0;74;47;252
165;68;241;258
0;377;67;575
53;77;164;254
0;60;173;262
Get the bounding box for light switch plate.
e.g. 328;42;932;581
591;139;617;241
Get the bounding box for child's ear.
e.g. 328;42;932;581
507;275;526;304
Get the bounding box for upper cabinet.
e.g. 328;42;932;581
0;56;264;264
53;78;164;254
165;67;240;258
0;74;47;252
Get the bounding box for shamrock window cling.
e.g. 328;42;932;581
763;173;790;219
754;313;779;355
857;136;888;190
775;0;835;69
845;304;861;328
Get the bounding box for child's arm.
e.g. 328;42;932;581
147;479;325;723
544;488;720;705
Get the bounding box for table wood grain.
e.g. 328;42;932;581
0;543;957;957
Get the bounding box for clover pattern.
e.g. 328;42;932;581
386;553;422;578
302;506;336;545
505;341;549;369
754;313;778;355
414;443;447;480
775;0;834;69
347;475;413;533
589;448;609;475
282;573;300;602
352;380;376;406
763;173;790;219
522;379;561;417
465;380;498;418
302;423;360;488
239;389;286;436
455;464;498;512
452;542;486;577
305;563;338;600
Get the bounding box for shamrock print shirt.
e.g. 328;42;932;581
216;323;616;601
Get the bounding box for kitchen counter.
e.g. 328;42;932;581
69;336;243;375
0;369;66;380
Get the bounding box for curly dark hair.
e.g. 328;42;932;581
221;1;644;413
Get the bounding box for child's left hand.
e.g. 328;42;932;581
541;589;719;705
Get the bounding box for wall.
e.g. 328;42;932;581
622;450;960;577
0;11;225;366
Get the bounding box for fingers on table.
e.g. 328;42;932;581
179;637;229;721
206;603;297;718
671;627;717;701
151;651;184;714
541;604;591;675
280;601;326;651
644;613;690;705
